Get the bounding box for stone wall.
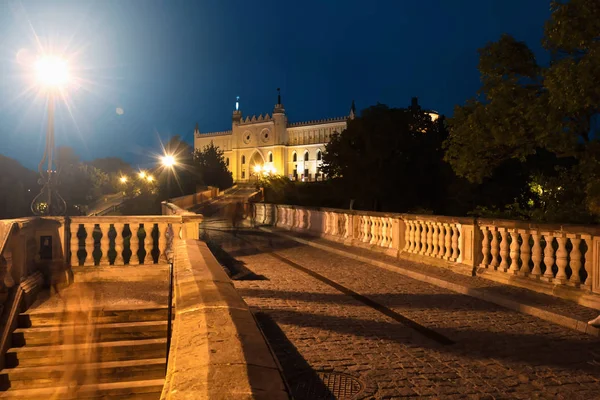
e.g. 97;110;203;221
250;203;600;309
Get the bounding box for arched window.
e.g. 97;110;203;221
268;152;273;163
241;155;246;164
292;152;297;162
316;150;322;161
304;151;309;162
226;157;230;166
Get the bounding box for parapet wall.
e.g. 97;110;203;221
161;240;289;399
249;203;600;310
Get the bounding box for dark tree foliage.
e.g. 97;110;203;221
445;0;600;223
193;141;233;190
0;155;37;219
321;104;451;213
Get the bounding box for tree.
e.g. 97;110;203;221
321;104;450;213
193;141;233;190
0;155;37;218
444;0;600;222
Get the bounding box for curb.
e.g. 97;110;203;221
259;227;600;338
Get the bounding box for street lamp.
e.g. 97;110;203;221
139;171;147;179
146;175;154;183
31;54;70;216
161;154;177;202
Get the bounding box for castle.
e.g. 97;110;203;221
194;92;438;182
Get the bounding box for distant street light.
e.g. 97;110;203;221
31;54;70;215
139;171;147;179
161;154;177;202
146;175;154;182
120;176;128;184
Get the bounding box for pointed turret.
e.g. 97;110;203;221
273;87;285;115
349;100;356;120
232;95;242;124
194;122;200;136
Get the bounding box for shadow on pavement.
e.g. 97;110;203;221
254;312;335;400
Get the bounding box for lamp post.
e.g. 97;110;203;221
161;155;176;203
31;55;69;216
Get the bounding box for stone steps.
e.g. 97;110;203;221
19;306;169;328
0;378;164;399
0;358;165;390
5;338;167;368
12;320;168;347
1;303;169;398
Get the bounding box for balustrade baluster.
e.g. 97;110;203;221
425;222;433;256
519;231;531;275
431;223;439;257
480;226;490;267
408;221;416;252
364;217;371;244
419;222;427;255
543;235;556;281
490;228;499;269
380;218;388;248
555;236;568;283
114;223;125;265
531;233;542;277
569;237;582;285
509;230;520;273
437;223;445;258
371;217;379;246
582;236;592;287
450;225;459;261
99;223;111;266
70;223;80;267
158;223;168;264
404;220;412;252
129;224;140;265
444;224;452;260
83;223;95;266
499;229;509;272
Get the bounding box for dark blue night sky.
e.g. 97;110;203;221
0;0;551;170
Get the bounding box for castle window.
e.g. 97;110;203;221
268;152;273;163
242;171;245;179
317;150;322;161
292;152;297;162
226;157;230;166
304;151;309;162
242;155;246;164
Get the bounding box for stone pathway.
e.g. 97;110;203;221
202;219;600;400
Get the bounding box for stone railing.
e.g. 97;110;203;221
250;203;600;308
162;239;289;399
68;205;203;267
169;187;219;210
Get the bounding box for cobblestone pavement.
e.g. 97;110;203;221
201;219;600;400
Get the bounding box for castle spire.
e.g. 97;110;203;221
273;88;285;114
235;95;240;111
232;95;242;123
349;100;356;120
194;122;199;135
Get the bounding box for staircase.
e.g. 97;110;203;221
0;305;168;399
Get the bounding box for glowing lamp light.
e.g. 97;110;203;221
139;171;147;179
146;175;154;182
162;154;176;168
35;55;69;88
120;176;128;184
253;165;262;174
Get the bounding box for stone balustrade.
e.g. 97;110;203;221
249;203;600;308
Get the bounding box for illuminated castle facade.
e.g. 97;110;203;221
194;92;353;182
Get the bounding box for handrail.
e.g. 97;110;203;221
166;261;174;372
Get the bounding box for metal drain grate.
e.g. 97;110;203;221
294;371;364;400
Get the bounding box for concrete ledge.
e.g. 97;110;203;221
261;227;600;338
161;240;289;400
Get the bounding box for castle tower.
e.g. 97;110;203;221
194;122;200;136
232;95;242;126
272;88;287;144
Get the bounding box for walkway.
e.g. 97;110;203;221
201;218;600;399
